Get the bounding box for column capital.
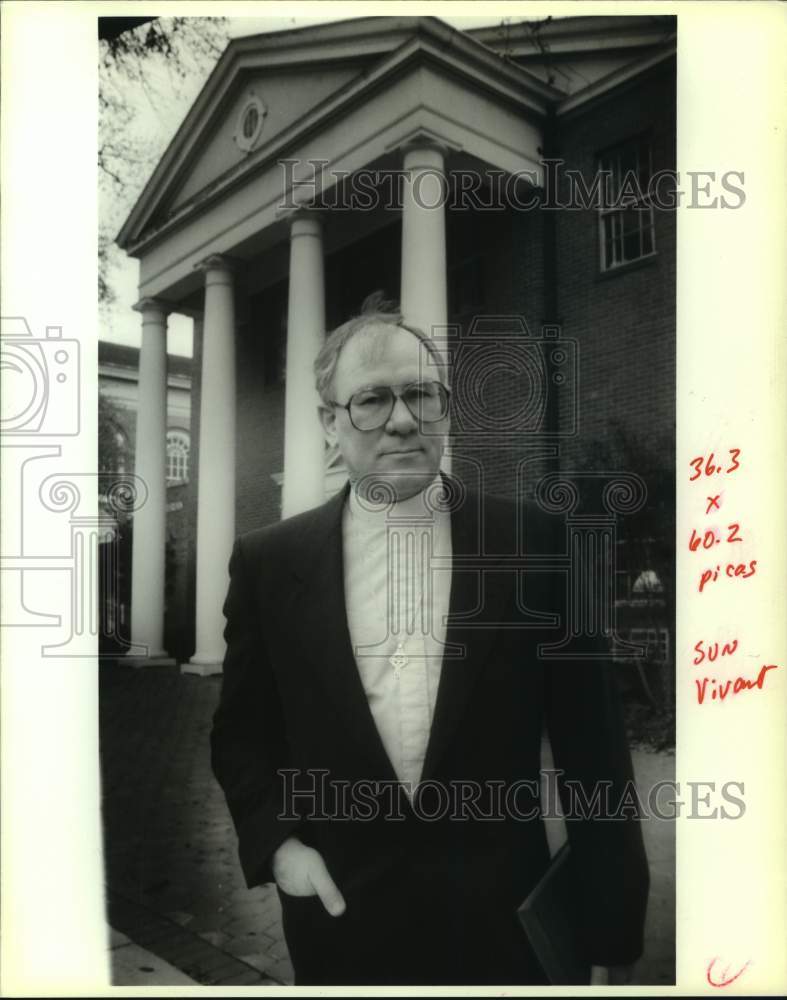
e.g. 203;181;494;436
289;209;326;240
275;203;328;231
132;297;173;317
195;253;238;275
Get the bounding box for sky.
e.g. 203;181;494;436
102;13;509;357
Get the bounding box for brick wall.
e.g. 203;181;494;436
448;204;550;500
552;59;677;474
547;60;677;670
235;280;288;535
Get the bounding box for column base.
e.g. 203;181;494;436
123;652;177;668
182;656;224;677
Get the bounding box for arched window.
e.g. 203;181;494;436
166;430;190;485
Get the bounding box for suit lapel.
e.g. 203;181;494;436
421;485;516;781
288;484;400;782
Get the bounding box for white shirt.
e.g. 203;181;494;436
342;477;452;792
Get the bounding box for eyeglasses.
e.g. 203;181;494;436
330;380;451;431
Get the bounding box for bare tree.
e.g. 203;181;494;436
99;16;229;304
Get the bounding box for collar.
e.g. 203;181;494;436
346;473;447;528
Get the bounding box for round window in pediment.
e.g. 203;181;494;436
242;106;259;139
235;94;267;152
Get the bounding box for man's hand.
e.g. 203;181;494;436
590;964;634;985
271;836;346;917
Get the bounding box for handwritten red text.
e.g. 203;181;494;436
693;638;739;665
689;448;740;482
698;560;757;593
695;664;778;704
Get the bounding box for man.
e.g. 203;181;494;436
211;305;649;985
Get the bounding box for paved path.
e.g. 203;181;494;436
100;662;674;986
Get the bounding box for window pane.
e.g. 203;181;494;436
623;226;640;262
604;215;615;267
620;206;636;234
642;221;654;255
597;140;654;271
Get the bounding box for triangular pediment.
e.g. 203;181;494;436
117;16;558;251
169;63;363;213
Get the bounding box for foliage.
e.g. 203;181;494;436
98;391;128;475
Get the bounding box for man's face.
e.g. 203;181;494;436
319;325;449;501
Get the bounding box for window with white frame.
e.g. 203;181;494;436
597;137;656;272
166;430;190;485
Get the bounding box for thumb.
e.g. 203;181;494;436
307;855;346;917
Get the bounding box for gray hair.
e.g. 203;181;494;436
313;292;449;405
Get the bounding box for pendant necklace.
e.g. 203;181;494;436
387;529;426;680
389;642;409;679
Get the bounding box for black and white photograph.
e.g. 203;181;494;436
1;1;784;995
97;10;676;987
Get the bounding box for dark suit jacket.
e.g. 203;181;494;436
210;481;649;985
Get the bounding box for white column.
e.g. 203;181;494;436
400;144;451;474
129;298;171;661
282;213;326;518
186;257;236;676
400;144;448;336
